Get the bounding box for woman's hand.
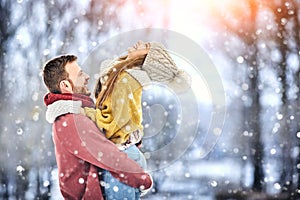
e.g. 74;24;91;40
127;41;150;59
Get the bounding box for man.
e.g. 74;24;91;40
42;55;152;200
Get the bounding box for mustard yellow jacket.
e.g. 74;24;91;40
84;71;143;145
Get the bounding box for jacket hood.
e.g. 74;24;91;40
44;93;95;107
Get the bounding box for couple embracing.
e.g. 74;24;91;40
43;41;190;200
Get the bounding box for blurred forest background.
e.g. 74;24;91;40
1;0;300;199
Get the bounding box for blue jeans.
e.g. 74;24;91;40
102;145;147;200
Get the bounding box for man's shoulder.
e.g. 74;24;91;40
52;113;101;138
46;100;82;123
54;112;95;128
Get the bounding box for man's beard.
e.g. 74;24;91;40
73;86;91;96
68;79;91;96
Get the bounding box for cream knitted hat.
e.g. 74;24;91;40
142;42;191;93
99;42;191;93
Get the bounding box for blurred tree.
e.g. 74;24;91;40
0;0;9;94
211;0;265;192
209;0;300;196
271;0;296;194
210;0;300;197
0;1;16;199
258;0;300;196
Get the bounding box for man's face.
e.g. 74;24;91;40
65;61;91;96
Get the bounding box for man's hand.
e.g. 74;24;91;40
139;173;153;196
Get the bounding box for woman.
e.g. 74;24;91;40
63;41;190;199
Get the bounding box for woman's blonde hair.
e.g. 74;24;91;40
94;54;147;109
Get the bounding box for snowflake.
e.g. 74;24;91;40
125;125;131;131
128;93;133;100
210;180;218;187
122;78;128;83
16;165;25;175
62;121;68;127
113;186;119;192
78;178;85;184
17;128;23;135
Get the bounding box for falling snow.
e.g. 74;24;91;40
1;0;300;199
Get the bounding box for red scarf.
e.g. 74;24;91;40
44;93;95;108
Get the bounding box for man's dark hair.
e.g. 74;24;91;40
43;55;77;93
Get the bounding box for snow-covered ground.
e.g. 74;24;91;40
46;158;246;200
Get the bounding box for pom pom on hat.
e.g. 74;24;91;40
166;70;191;94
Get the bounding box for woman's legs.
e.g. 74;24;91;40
101;145;147;200
102;170;140;200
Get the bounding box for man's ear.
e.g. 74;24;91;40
59;80;73;93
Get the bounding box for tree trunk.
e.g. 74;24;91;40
249;54;265;192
